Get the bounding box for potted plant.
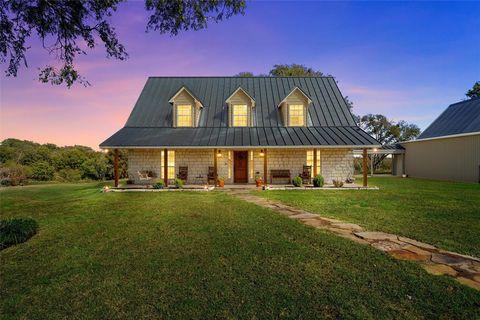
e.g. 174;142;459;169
174;178;184;189
313;175;324;188
255;175;263;187
153;181;165;189
292;176;303;187
218;176;225;187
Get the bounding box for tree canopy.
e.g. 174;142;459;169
466;81;480;99
1;0;246;87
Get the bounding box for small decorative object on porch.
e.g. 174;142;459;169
332;179;344;188
153;181;165;189
174;178;184;189
255;175;263;187
292;176;303;187
102;186;110;192
218;176;225;188
313;175;324;188
345;172;354;184
300;165;312;184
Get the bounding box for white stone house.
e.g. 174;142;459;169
100;77;379;186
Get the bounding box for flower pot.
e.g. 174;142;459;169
255;180;262;187
218;180;225;187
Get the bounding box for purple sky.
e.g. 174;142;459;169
1;1;479;149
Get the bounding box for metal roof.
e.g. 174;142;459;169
418;97;480;139
100;76;379;148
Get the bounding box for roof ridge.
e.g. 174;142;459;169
147;76;335;79
449;96;480;107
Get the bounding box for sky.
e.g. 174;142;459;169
1;1;479;149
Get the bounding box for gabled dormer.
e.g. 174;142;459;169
278;87;312;127
169;86;203;127
226;87;256;127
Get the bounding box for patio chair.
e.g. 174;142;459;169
137;170;153;181
207;166;216;185
300;165;312;184
177;166;188;181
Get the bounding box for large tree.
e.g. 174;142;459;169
466;81;480;99
1;0;246;87
359;114;420;169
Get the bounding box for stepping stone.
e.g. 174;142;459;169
354;232;398;241
403;245;432;258
431;253;465;266
423;264;458;277
438;250;480;263
455;261;480;274
289;213;318;219
319;217;343;224
398;237;436;250
331;222;363;231
371;240;405;252
456;277;480;291
389;249;430;261
301;219;327;228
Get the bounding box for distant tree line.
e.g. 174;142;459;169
0;139;127;186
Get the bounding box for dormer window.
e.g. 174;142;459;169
226;87;255;127
232;104;248;127
288;104;305;126
176;104;193;127
169;86;203;127
278;87;312;127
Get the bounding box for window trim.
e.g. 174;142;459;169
288;104;305;127
231;104;249;127
175;104;193;127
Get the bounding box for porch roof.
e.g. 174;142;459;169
99;126;380;149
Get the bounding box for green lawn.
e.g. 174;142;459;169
1;183;479;319
257;176;480;257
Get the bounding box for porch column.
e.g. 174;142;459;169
114;149;119;188
263;149;268;187
313;148;318;177
363;148;368;187
213;149;218;186
164;148;168;186
371;153;374;177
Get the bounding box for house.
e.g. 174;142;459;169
100;77;379;187
400;97;480;183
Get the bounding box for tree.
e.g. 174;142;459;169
466;81;480;99
1;0;246;87
30;161;55;181
359;114;420;170
269;64;326;77
234;72;254;77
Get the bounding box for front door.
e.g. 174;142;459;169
234;151;248;183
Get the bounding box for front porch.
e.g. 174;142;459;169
110;147;372;188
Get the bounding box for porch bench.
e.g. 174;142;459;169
270;169;291;184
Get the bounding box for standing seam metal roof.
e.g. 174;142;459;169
418;97;480;139
100;77;379;148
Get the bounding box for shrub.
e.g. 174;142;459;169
0;163;29;186
332;179;344;188
292;176;303;187
174;178;184;188
313;175;324;187
153;181;165;189
80;157;108;180
31;161;55;181
0;218;38;250
54;168;82;182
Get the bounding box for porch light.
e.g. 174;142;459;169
260;149;265;157
217;150;222;157
373;148;378;152
103;149;109;153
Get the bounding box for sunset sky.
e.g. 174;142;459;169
1;1;479;149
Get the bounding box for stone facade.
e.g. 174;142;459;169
128;148;353;185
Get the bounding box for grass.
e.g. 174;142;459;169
0;218;38;249
257;176;480;257
1;182;479;319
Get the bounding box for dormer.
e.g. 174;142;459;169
169;86;203;127
226;87;256;127
278;87;312;127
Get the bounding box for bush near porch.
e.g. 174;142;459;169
258;176;480;257
1;182;479;318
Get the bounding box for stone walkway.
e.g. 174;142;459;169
230;189;480;291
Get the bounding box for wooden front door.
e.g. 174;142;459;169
234;151;248;183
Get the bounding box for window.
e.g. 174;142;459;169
306;150;321;178
288;104;304;126
160;150;175;179
232;104;248;127
176;104;193;127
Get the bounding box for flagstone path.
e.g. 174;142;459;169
230;189;480;291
